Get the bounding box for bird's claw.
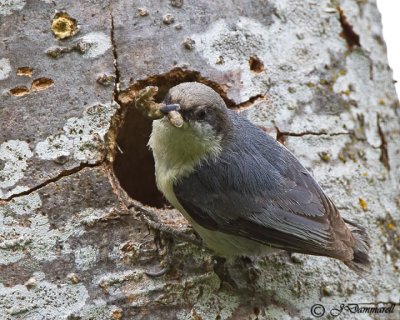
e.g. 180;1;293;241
145;237;175;278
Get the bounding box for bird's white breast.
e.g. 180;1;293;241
148;118;222;197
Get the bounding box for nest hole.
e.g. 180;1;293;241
112;108;165;207
112;68;232;208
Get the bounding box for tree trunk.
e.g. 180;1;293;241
1;0;399;319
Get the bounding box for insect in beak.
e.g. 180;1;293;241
160;104;183;128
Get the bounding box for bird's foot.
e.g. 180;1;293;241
213;256;239;290
238;256;262;284
129;201;203;247
145;235;175;278
213;256;262;292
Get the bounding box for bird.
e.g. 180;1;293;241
148;82;370;273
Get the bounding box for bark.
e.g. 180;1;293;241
1;0;399;319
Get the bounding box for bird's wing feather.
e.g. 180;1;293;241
174;112;354;260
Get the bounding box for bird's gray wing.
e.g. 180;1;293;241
174;116;354;260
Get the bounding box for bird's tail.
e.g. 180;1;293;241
343;218;371;273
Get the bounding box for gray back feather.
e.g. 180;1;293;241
174;110;357;261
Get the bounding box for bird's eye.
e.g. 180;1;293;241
196;109;207;120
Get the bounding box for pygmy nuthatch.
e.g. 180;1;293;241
148;82;370;273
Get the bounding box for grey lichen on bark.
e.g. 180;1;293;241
0;0;399;319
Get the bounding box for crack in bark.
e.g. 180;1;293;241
275;126;350;143
377;113;390;170
3;162;101;202
232;94;266;111
337;7;360;50
110;8;120;101
280;131;350;137
104;5;126;165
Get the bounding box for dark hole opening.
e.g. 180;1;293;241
112;68;231;208
112;107;166;208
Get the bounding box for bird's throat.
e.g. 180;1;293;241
148;119;222;197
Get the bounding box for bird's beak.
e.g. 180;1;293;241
159;104;184;128
160;104;181;115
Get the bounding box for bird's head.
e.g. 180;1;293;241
159;82;232;140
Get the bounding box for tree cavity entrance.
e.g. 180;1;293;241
112;107;166;208
111;68;231;208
